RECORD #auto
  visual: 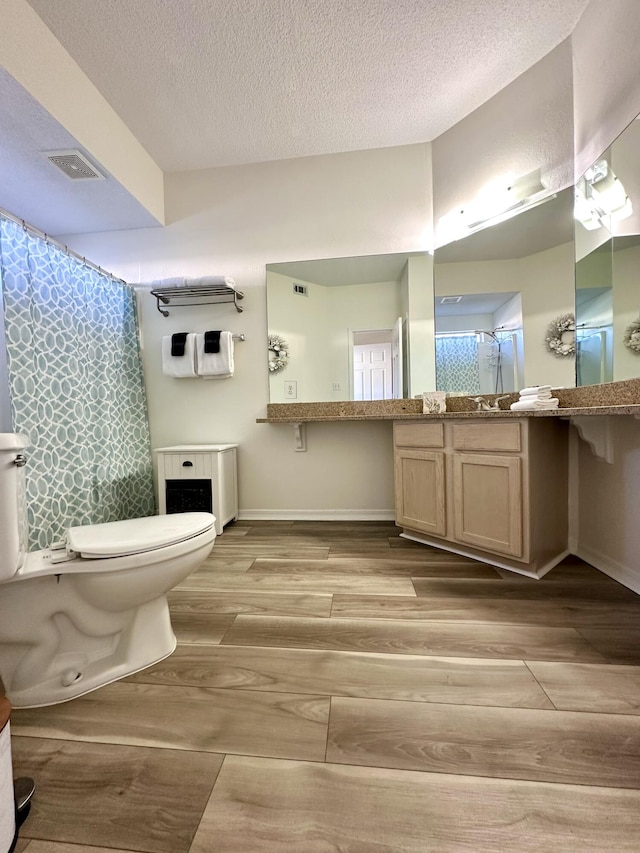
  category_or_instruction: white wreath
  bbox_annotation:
[545,313,575,357]
[268,334,289,373]
[623,319,640,354]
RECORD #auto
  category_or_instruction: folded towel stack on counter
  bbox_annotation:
[510,385,560,411]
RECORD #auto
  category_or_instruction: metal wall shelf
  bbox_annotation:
[150,281,244,316]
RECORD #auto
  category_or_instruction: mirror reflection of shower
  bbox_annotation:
[434,292,524,395]
[475,328,510,394]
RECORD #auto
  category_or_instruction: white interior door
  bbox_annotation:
[392,317,404,399]
[353,341,393,400]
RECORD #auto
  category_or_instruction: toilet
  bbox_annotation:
[0,433,216,708]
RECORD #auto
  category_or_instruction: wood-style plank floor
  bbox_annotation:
[9,521,640,852]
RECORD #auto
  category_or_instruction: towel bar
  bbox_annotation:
[150,282,244,316]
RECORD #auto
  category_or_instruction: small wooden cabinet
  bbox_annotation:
[394,418,569,577]
[155,444,238,535]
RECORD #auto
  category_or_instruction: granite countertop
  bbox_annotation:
[257,379,640,423]
[257,404,640,423]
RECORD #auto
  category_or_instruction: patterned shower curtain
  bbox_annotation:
[435,334,481,393]
[0,216,155,550]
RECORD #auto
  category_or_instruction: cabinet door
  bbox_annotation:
[394,449,446,537]
[452,453,523,557]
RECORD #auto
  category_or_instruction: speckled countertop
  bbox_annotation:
[257,378,640,422]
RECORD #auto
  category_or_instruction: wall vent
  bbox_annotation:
[440,296,463,304]
[44,150,106,181]
[293,283,308,296]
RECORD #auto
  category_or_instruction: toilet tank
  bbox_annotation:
[0,434,29,581]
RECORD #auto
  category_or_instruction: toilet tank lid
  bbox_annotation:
[0,433,29,451]
[67,512,215,558]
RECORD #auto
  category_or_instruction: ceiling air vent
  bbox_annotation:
[45,150,105,181]
[293,283,308,296]
[440,296,462,304]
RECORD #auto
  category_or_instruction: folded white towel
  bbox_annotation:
[520,392,553,401]
[196,331,234,378]
[152,275,236,290]
[519,385,553,397]
[510,398,559,411]
[162,333,197,378]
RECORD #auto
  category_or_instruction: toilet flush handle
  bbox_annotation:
[13,454,27,467]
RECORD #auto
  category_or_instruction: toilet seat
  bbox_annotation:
[68,512,215,558]
[10,512,216,581]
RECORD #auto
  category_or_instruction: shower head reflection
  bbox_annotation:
[474,329,499,343]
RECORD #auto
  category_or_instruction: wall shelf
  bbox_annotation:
[150,282,244,316]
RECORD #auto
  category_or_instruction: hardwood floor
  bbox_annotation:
[9,521,640,852]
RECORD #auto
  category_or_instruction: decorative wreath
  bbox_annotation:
[544,313,576,357]
[268,334,289,373]
[623,319,640,354]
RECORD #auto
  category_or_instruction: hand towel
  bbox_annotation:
[171,332,188,356]
[510,398,559,411]
[204,330,221,353]
[519,390,553,400]
[162,333,197,378]
[519,385,553,397]
[196,331,234,378]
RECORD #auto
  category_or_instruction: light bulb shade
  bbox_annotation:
[591,172,628,213]
[577,159,634,228]
[574,182,602,230]
[610,195,633,221]
[508,168,546,202]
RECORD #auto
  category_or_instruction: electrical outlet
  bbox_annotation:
[284,380,297,399]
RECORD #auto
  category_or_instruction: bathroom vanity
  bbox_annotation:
[258,378,640,584]
[393,417,569,578]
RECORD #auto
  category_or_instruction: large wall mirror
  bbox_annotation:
[266,252,434,403]
[266,189,578,404]
[266,174,638,404]
[434,187,576,395]
[575,114,640,386]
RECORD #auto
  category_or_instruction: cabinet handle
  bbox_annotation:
[182,461,194,467]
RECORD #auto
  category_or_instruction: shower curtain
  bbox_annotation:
[435,334,481,393]
[0,216,155,550]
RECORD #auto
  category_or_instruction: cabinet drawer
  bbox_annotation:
[452,422,521,453]
[394,422,444,448]
[160,453,214,479]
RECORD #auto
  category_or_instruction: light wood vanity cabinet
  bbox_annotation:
[394,448,446,536]
[394,418,569,577]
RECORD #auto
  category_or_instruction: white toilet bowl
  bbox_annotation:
[0,434,216,708]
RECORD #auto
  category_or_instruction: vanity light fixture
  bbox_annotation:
[437,168,551,246]
[465,168,549,232]
[574,159,633,230]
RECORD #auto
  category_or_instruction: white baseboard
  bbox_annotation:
[238,509,397,522]
[576,544,640,595]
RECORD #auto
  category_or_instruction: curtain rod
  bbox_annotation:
[0,206,127,286]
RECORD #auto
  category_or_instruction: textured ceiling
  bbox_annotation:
[26,0,589,172]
